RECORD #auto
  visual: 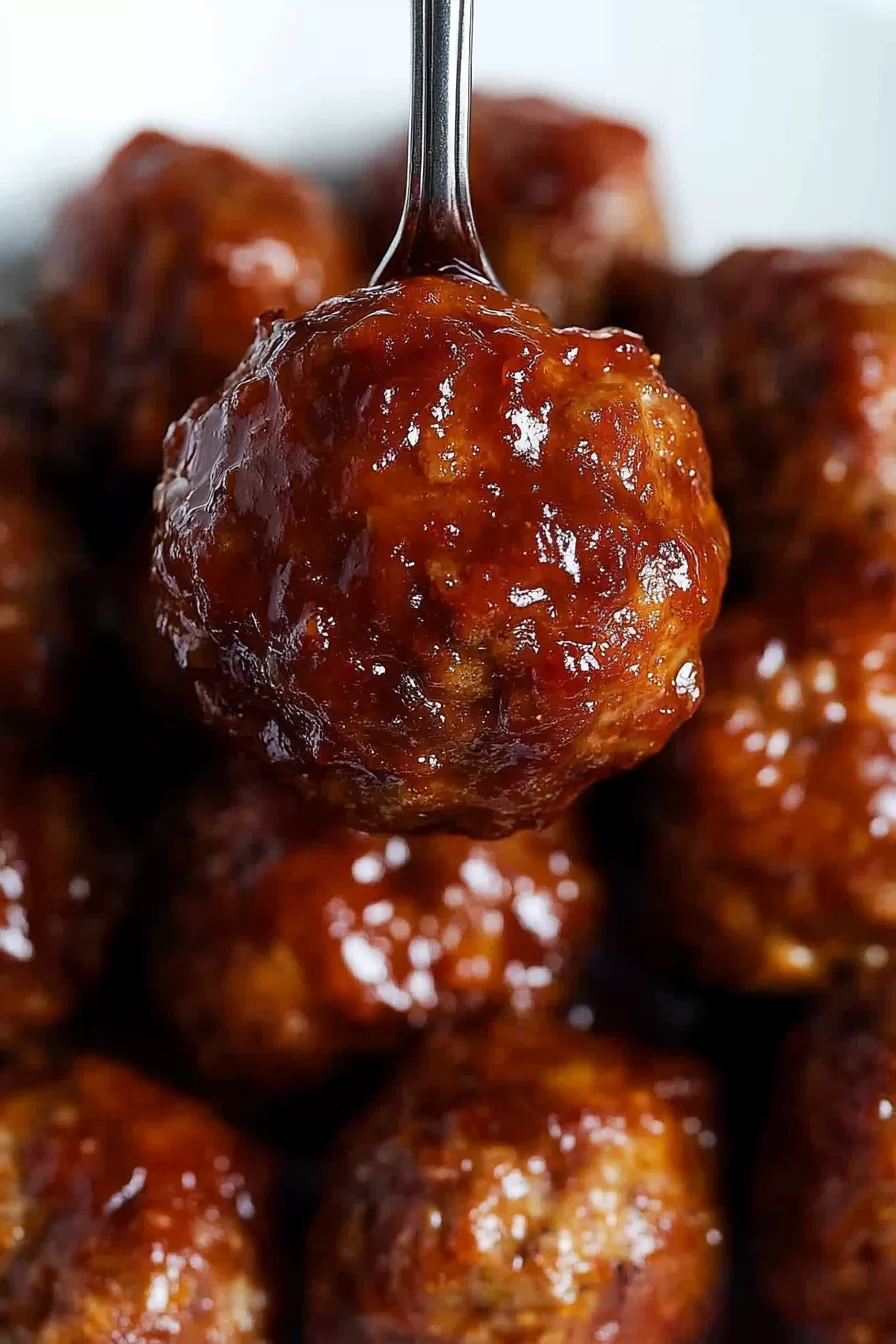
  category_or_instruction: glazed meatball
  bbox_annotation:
[156,764,603,1086]
[0,753,127,1043]
[0,479,84,720]
[365,93,667,327]
[0,1055,273,1340]
[38,129,358,475]
[308,1015,724,1344]
[153,276,728,835]
[646,560,896,990]
[612,248,896,579]
[756,980,896,1343]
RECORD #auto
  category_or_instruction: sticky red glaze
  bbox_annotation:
[647,560,896,990]
[308,1015,724,1344]
[0,1056,273,1341]
[757,981,896,1343]
[611,248,896,580]
[153,276,728,835]
[38,129,359,474]
[155,764,603,1087]
[365,93,667,326]
[0,756,127,1043]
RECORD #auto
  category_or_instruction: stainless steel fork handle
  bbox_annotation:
[372,0,497,286]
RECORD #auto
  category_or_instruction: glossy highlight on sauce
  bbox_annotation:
[153,274,729,836]
[38,129,359,475]
[647,559,896,990]
[156,763,604,1086]
[308,1015,724,1344]
[0,1056,273,1341]
[0,755,127,1043]
[611,247,896,582]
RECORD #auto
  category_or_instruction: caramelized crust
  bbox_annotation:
[647,562,896,989]
[0,1056,273,1341]
[153,275,728,835]
[38,130,359,474]
[365,94,667,326]
[757,981,896,1343]
[156,765,603,1086]
[308,1016,724,1344]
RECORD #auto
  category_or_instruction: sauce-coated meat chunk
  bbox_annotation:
[38,130,358,474]
[365,94,667,326]
[612,248,896,579]
[757,981,896,1343]
[0,1056,273,1341]
[0,754,126,1043]
[308,1016,724,1344]
[153,276,728,835]
[156,766,603,1086]
[647,563,896,990]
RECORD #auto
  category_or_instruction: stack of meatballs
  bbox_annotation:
[0,91,889,1343]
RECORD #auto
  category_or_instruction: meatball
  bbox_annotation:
[756,980,896,1343]
[0,752,127,1043]
[153,276,728,835]
[155,763,603,1086]
[308,1015,724,1344]
[611,248,896,580]
[0,480,84,720]
[0,1055,273,1340]
[364,93,667,327]
[38,129,359,475]
[646,559,896,990]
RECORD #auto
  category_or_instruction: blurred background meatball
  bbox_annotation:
[644,559,896,991]
[308,1015,724,1344]
[153,277,728,835]
[611,247,896,583]
[0,1055,273,1340]
[756,980,896,1343]
[0,477,85,721]
[155,762,603,1088]
[364,93,667,327]
[0,749,128,1045]
[37,129,360,478]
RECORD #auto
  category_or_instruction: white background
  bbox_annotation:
[1,0,895,264]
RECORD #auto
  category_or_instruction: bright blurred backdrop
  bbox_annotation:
[1,0,895,263]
